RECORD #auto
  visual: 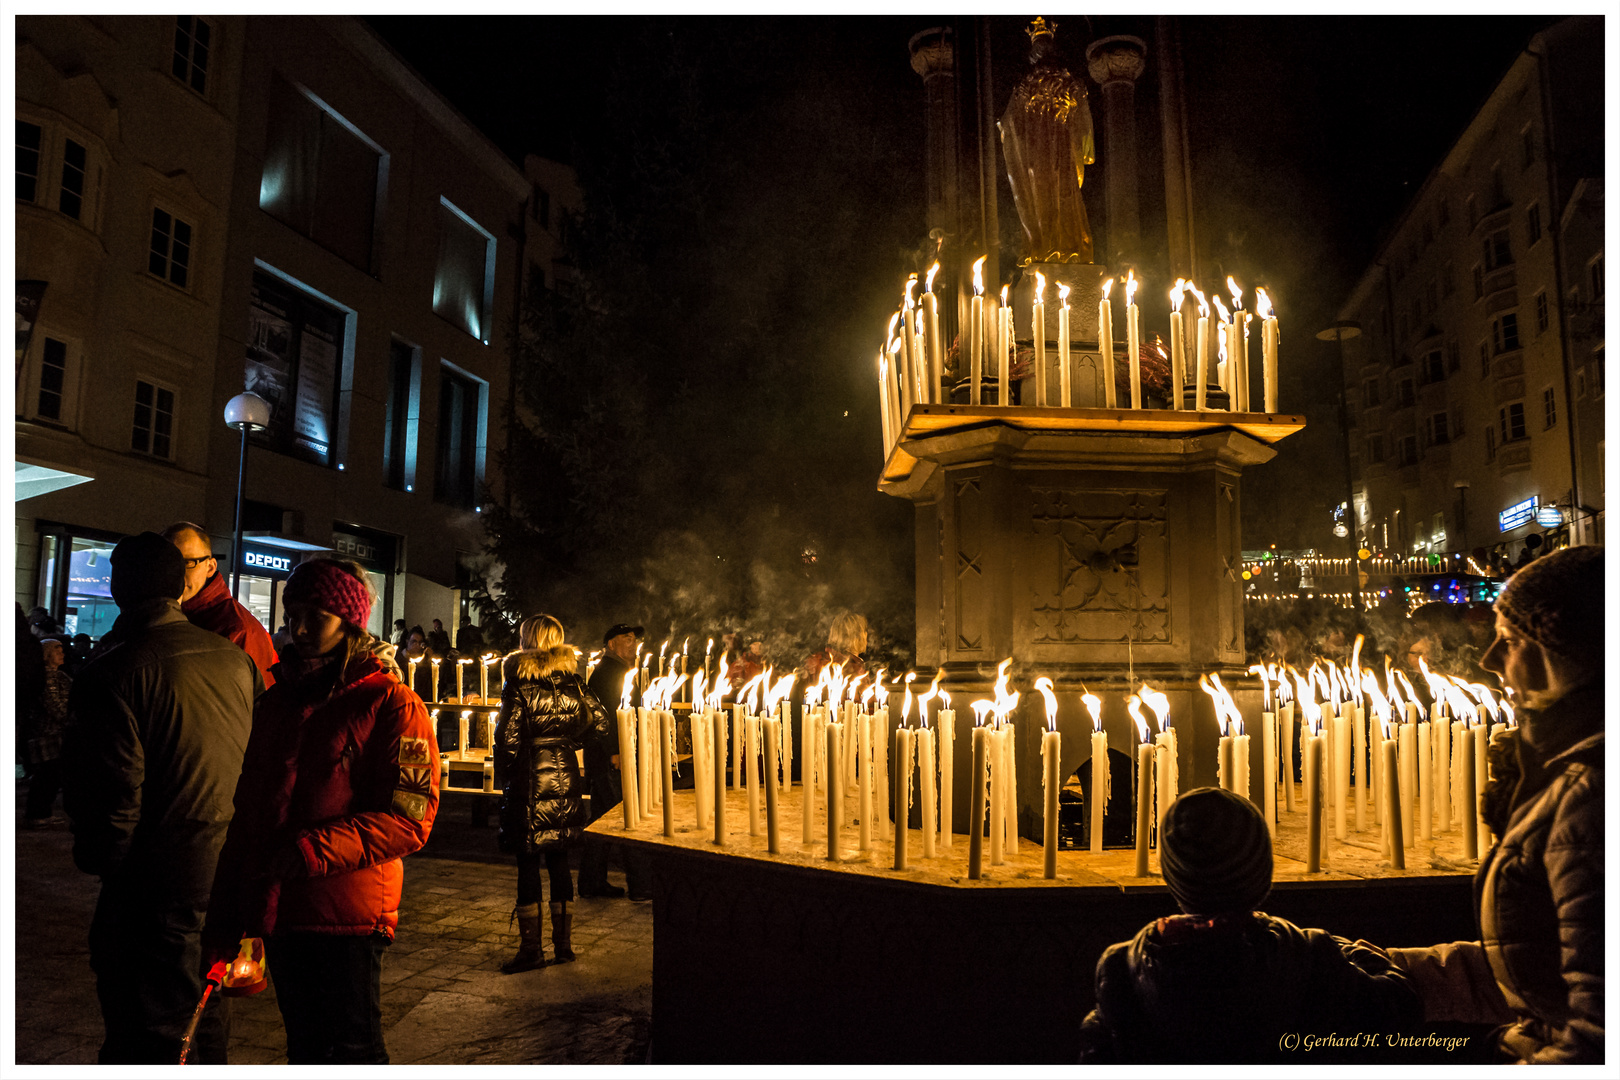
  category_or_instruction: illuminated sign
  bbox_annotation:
[241,547,293,575]
[1534,505,1565,528]
[1498,496,1538,532]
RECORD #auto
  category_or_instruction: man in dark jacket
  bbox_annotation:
[456,617,485,655]
[1079,787,1419,1063]
[1389,545,1603,1064]
[62,532,262,1064]
[162,521,278,688]
[580,622,650,900]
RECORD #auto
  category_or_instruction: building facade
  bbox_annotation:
[1333,17,1604,563]
[16,15,555,640]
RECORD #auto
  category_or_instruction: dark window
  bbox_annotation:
[1493,313,1520,353]
[1595,348,1606,396]
[16,120,41,203]
[383,339,415,491]
[1363,379,1381,408]
[1446,339,1461,373]
[1396,379,1415,407]
[1482,230,1512,271]
[1421,350,1445,384]
[1472,264,1484,300]
[244,269,345,466]
[172,16,213,95]
[131,379,175,459]
[148,208,193,288]
[1499,401,1526,442]
[1397,435,1418,467]
[260,75,381,272]
[434,366,482,509]
[1535,291,1549,333]
[37,337,67,421]
[1429,412,1449,445]
[59,138,85,220]
[1527,203,1541,246]
[1542,387,1556,429]
[433,199,494,341]
[1366,433,1385,464]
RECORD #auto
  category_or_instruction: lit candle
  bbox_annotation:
[1460,724,1478,859]
[1189,284,1210,411]
[938,694,954,850]
[999,285,1012,399]
[877,352,894,452]
[969,257,985,406]
[1000,722,1018,856]
[1384,731,1405,869]
[1473,716,1488,849]
[661,708,675,838]
[925,262,942,405]
[764,714,780,854]
[1433,698,1450,833]
[1398,717,1415,849]
[712,708,726,845]
[1057,284,1072,408]
[459,709,471,758]
[1417,716,1432,841]
[1281,691,1296,812]
[1352,694,1367,833]
[1085,693,1107,853]
[989,721,1005,868]
[892,723,911,871]
[617,706,640,830]
[874,692,890,842]
[1227,277,1249,412]
[1034,678,1060,879]
[1131,699,1154,878]
[430,657,441,703]
[745,709,760,837]
[1099,278,1117,409]
[1256,287,1279,414]
[1305,710,1324,873]
[968,715,988,879]
[409,657,420,697]
[1252,665,1276,834]
[693,703,710,828]
[801,694,818,845]
[918,720,936,859]
[901,276,919,413]
[1233,719,1251,806]
[1332,703,1349,840]
[732,703,743,790]
[1214,295,1232,400]
[1167,280,1186,411]
[859,710,873,852]
[457,657,471,701]
[480,655,493,704]
[1032,270,1047,408]
[826,720,843,860]
[1125,270,1142,409]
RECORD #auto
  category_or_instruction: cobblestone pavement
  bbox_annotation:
[12,786,653,1065]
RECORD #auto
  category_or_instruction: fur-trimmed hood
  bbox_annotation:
[504,645,579,682]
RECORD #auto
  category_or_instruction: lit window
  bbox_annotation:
[432,198,496,343]
[132,379,175,459]
[148,208,193,288]
[1542,386,1556,429]
[59,138,86,220]
[172,16,213,95]
[16,120,42,203]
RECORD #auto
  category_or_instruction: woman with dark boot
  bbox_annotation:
[495,615,610,973]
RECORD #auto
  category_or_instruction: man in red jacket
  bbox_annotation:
[163,522,278,687]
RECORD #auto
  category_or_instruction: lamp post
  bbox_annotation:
[223,393,271,599]
[1317,321,1364,617]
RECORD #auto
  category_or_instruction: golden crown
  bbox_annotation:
[1026,17,1056,41]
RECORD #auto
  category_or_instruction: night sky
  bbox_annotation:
[364,15,1560,648]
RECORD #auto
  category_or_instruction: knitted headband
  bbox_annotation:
[1495,544,1604,670]
[1158,787,1273,915]
[283,560,373,631]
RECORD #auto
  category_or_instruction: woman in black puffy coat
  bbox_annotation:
[493,615,610,973]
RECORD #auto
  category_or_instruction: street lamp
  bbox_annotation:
[224,393,271,599]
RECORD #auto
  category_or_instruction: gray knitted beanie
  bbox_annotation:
[1158,787,1273,915]
[1496,545,1604,670]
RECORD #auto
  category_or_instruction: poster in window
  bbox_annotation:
[245,283,293,425]
[293,320,336,460]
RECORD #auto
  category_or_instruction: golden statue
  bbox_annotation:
[999,18,1095,265]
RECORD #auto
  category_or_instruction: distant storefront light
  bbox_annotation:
[1534,504,1565,528]
[1498,495,1538,532]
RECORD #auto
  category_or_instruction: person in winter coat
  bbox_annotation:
[580,621,651,901]
[22,637,72,826]
[203,557,438,1065]
[495,614,611,973]
[1385,544,1603,1064]
[162,521,279,687]
[62,532,261,1064]
[802,611,868,681]
[1078,787,1419,1063]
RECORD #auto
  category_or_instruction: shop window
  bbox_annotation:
[243,267,349,466]
[1499,401,1526,443]
[432,198,496,343]
[16,120,42,203]
[1526,203,1541,246]
[131,378,176,459]
[1492,312,1520,353]
[148,207,193,288]
[59,138,87,220]
[172,16,213,95]
[1542,386,1556,430]
[260,74,384,273]
[434,362,487,510]
[383,338,420,492]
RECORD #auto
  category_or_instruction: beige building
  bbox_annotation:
[1334,17,1604,563]
[16,16,565,640]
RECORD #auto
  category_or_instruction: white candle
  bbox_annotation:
[969,257,985,406]
[919,725,936,859]
[480,657,490,703]
[409,658,420,696]
[1233,730,1251,806]
[457,710,469,758]
[826,720,843,860]
[1167,299,1186,411]
[660,710,675,838]
[1134,741,1154,877]
[430,657,441,702]
[892,725,911,871]
[1305,732,1323,873]
[1032,271,1047,408]
[764,716,780,854]
[1057,284,1072,408]
[1452,719,1467,829]
[875,709,890,842]
[1090,728,1108,854]
[1460,726,1478,859]
[617,707,640,829]
[1261,709,1276,835]
[1433,702,1450,832]
[1281,701,1296,811]
[1473,720,1489,849]
[746,711,760,836]
[939,707,954,849]
[1218,733,1233,792]
[1353,700,1367,832]
[712,709,726,845]
[640,706,656,821]
[801,703,817,845]
[457,658,471,701]
[1398,721,1415,849]
[694,707,711,827]
[877,353,894,451]
[1099,279,1117,409]
[1332,709,1349,840]
[1385,737,1405,869]
[1125,271,1142,409]
[968,726,987,879]
[859,712,872,852]
[989,723,1005,867]
[900,288,918,416]
[1417,721,1432,841]
[999,287,1012,396]
[1257,288,1279,414]
[732,704,743,790]
[925,264,942,404]
[1154,731,1176,831]
[1042,728,1060,878]
[1236,310,1251,412]
[1002,724,1018,855]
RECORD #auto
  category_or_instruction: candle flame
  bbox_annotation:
[971,700,993,727]
[1226,275,1243,308]
[1168,278,1184,311]
[1102,277,1114,300]
[1057,282,1071,306]
[926,261,941,292]
[707,638,714,655]
[620,670,635,710]
[1186,283,1209,317]
[1033,676,1059,730]
[972,256,986,296]
[1249,663,1273,711]
[905,274,918,309]
[939,689,952,710]
[1125,269,1139,306]
[886,311,900,344]
[1127,695,1150,742]
[1254,287,1274,320]
[1081,692,1102,732]
[1033,270,1046,301]
[1000,283,1010,307]
[1213,295,1231,324]
[1138,684,1171,732]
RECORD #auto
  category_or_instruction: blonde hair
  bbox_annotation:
[519,614,565,652]
[827,611,868,655]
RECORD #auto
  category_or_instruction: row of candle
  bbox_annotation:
[876,263,1284,455]
[408,653,505,704]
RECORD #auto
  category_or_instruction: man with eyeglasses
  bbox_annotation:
[162,522,278,688]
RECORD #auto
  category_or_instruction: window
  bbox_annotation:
[36,337,68,422]
[1432,511,1446,543]
[1576,367,1587,400]
[172,16,213,95]
[1362,379,1382,408]
[1482,230,1512,271]
[1521,125,1535,169]
[432,198,496,343]
[1542,386,1556,429]
[1492,313,1520,353]
[1441,262,1454,298]
[260,75,384,272]
[531,184,550,229]
[1591,254,1605,298]
[1594,347,1605,397]
[244,268,348,466]
[148,207,193,288]
[1396,378,1416,407]
[16,120,42,202]
[1472,264,1484,300]
[1366,433,1385,464]
[1499,401,1526,442]
[1535,291,1549,333]
[1485,424,1496,462]
[1479,340,1492,378]
[131,379,175,459]
[434,363,487,509]
[1526,203,1541,246]
[1466,194,1478,228]
[1446,339,1461,373]
[383,339,419,492]
[1397,435,1418,467]
[1428,411,1449,445]
[1421,349,1445,384]
[59,138,86,220]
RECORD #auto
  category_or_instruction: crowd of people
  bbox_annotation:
[15,526,1603,1063]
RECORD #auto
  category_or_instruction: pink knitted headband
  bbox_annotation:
[284,560,373,631]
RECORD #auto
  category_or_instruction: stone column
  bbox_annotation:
[1155,16,1197,283]
[1085,35,1148,269]
[909,28,959,246]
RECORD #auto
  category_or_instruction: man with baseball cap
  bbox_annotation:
[62,532,262,1063]
[581,622,650,900]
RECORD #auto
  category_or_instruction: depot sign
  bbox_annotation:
[240,546,294,576]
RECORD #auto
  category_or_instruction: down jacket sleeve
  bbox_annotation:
[1388,941,1515,1025]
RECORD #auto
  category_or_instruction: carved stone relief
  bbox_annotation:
[954,475,986,651]
[1027,486,1169,644]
